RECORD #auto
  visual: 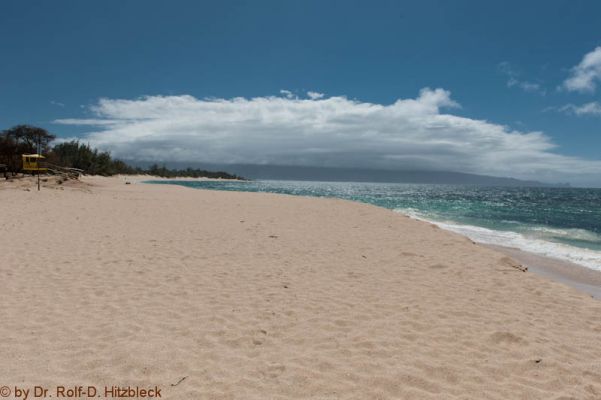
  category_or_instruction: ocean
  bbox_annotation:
[147,180,601,271]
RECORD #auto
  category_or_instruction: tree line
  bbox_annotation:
[1,125,244,180]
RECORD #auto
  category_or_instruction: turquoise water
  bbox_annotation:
[147,180,601,270]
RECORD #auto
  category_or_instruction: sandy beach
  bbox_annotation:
[1,176,600,399]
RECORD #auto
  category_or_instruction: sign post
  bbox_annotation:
[37,133,41,191]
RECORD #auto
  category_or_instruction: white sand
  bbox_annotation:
[1,176,600,399]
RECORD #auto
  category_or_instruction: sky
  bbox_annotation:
[1,0,600,186]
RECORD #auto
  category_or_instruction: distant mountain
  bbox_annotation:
[126,161,569,187]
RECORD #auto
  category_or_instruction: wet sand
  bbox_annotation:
[488,244,601,299]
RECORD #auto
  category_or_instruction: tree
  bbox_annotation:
[3,125,55,153]
[0,125,56,173]
[1,129,243,179]
[48,140,139,176]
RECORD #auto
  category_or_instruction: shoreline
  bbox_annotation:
[486,244,601,299]
[142,178,601,300]
[108,174,244,183]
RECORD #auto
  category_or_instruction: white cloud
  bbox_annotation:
[50,100,65,107]
[562,46,601,93]
[307,91,324,100]
[499,62,546,95]
[55,118,120,125]
[507,78,544,94]
[558,101,601,116]
[54,88,601,186]
[279,89,294,99]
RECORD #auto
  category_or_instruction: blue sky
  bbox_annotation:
[1,1,600,185]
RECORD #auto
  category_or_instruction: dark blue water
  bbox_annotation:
[147,180,601,270]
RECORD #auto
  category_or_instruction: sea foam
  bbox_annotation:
[396,208,601,271]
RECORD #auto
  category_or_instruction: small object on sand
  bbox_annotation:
[534,359,542,364]
[499,256,528,272]
[361,255,367,259]
[268,235,278,238]
[125,182,131,185]
[170,376,188,387]
[507,262,528,272]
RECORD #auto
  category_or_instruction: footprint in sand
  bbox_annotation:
[489,331,525,345]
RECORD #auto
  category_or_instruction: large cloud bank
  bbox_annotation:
[56,88,601,186]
